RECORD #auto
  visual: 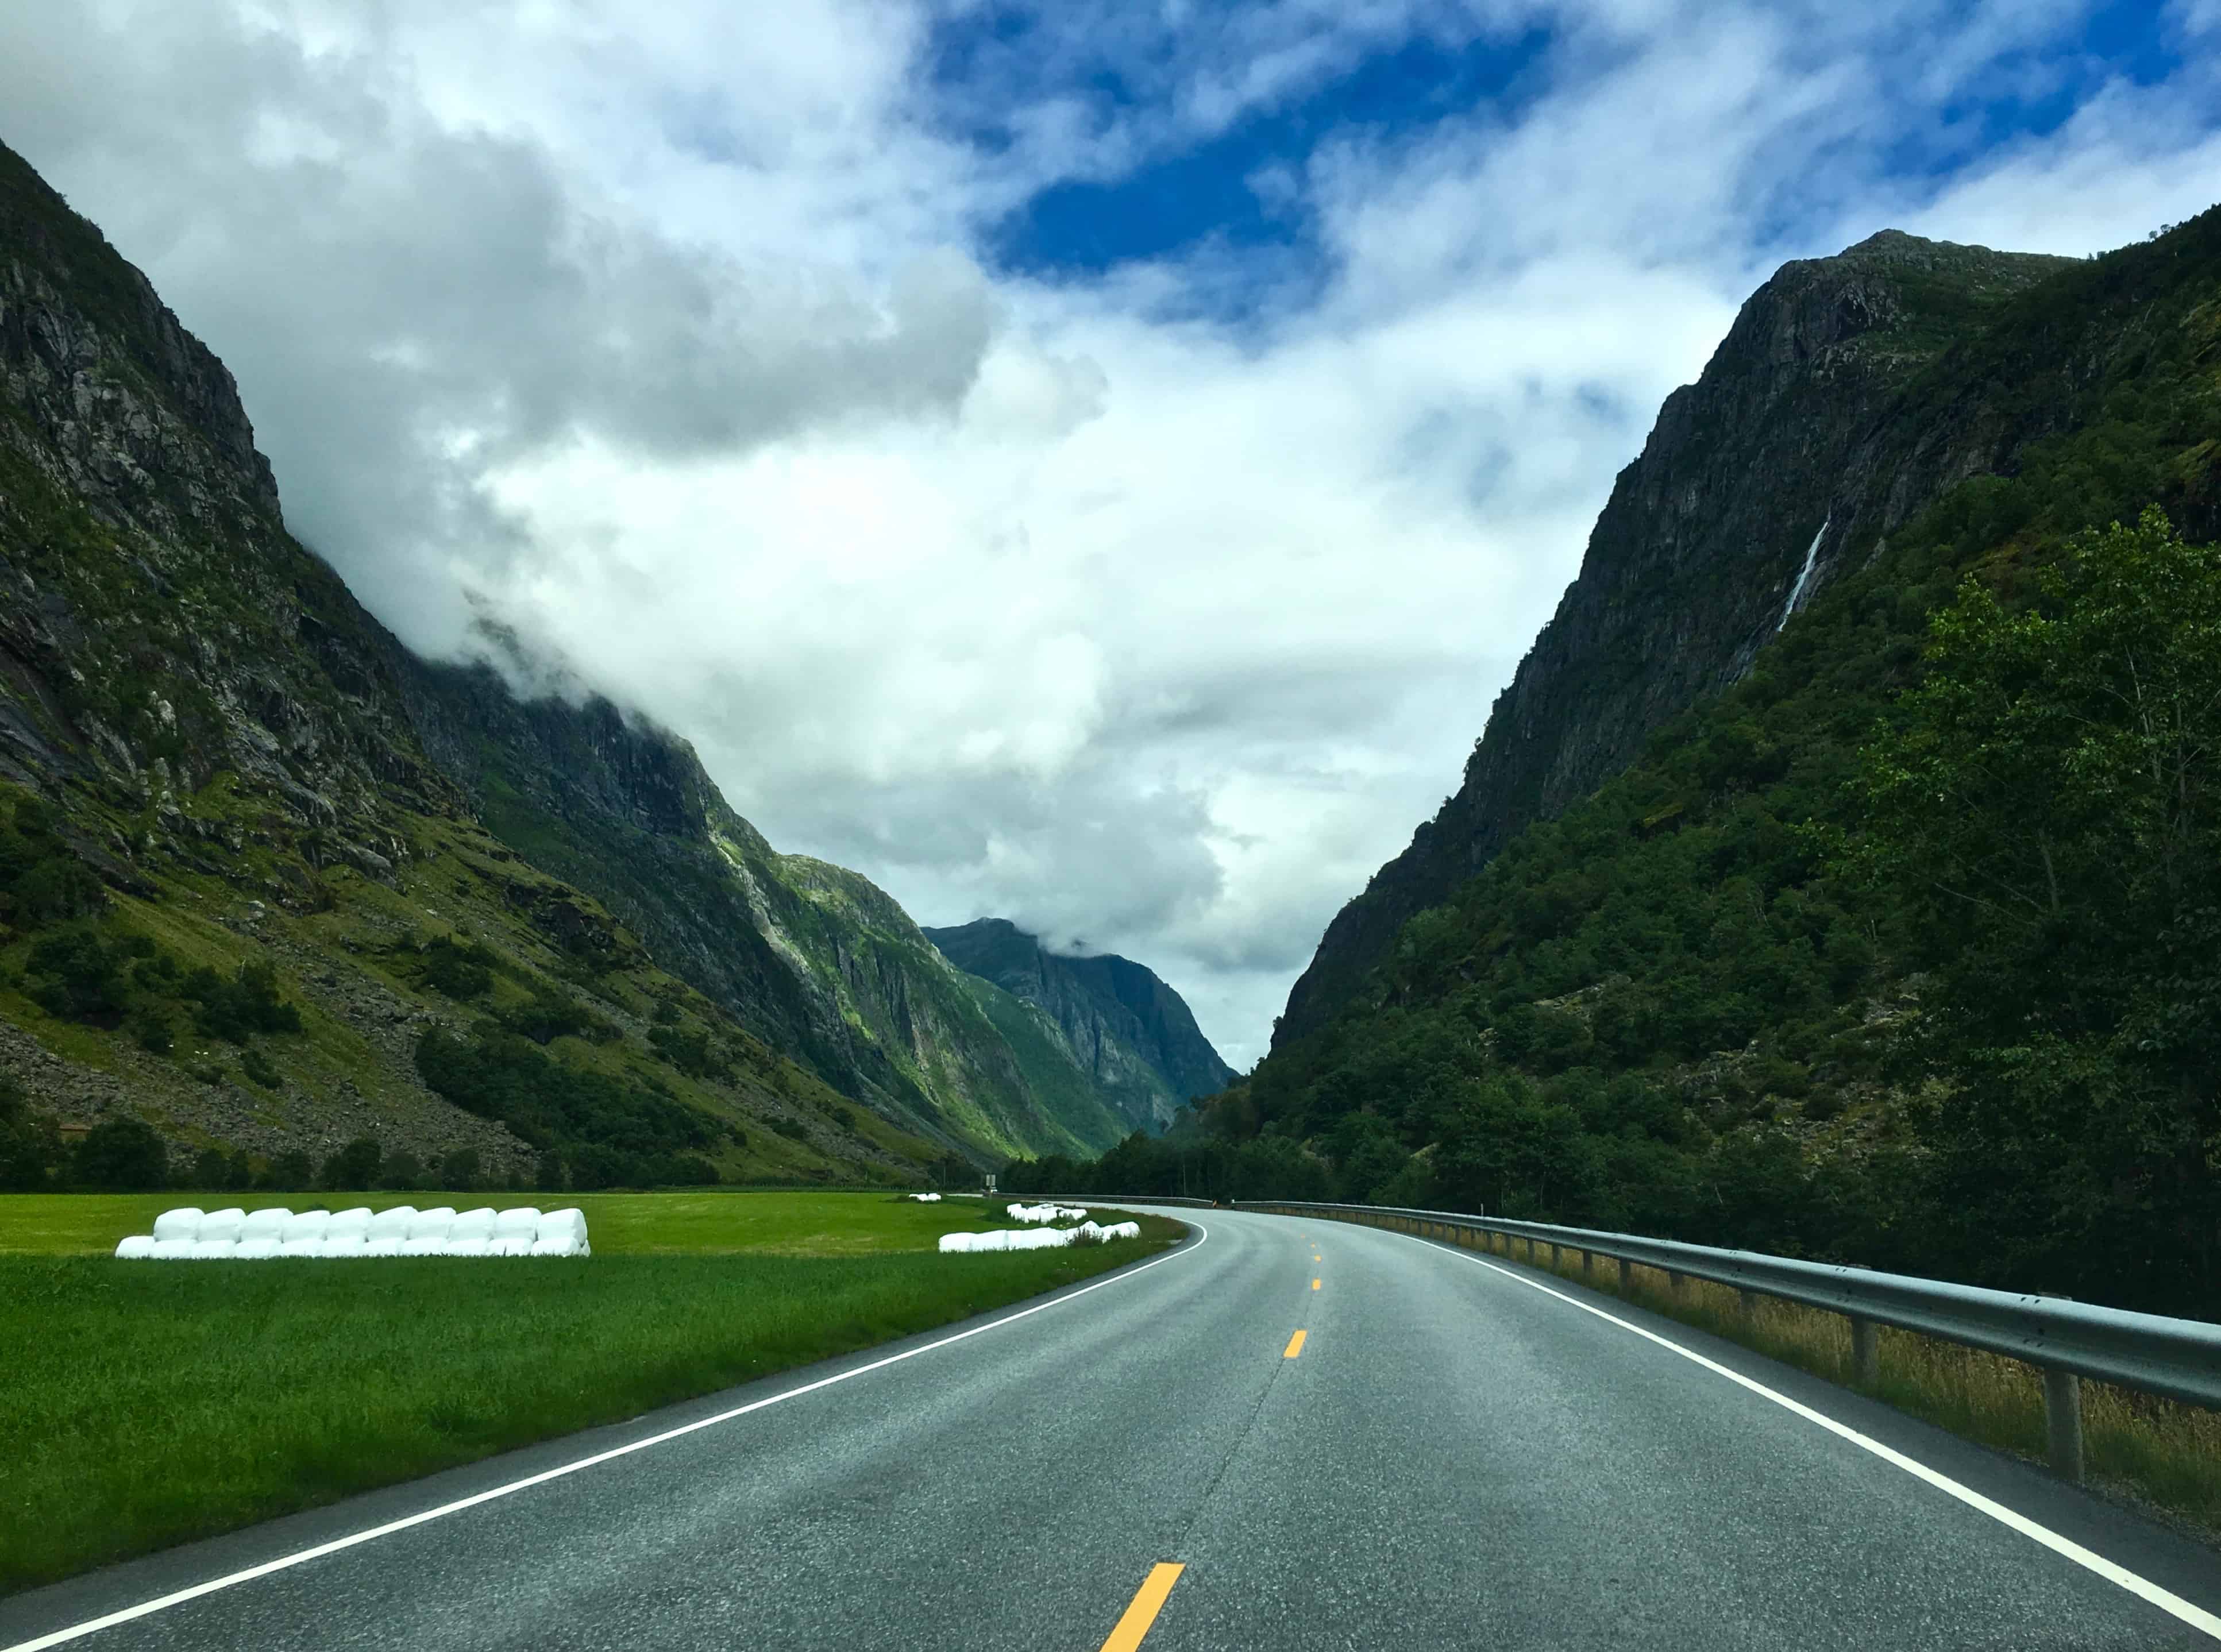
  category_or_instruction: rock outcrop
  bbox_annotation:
[1275,230,2079,1046]
[924,918,1236,1130]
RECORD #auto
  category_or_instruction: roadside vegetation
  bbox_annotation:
[1478,1223,2221,1541]
[0,1192,1182,1594]
[1023,414,2221,1321]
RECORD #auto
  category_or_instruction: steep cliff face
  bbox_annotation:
[394,660,1132,1160]
[924,918,1237,1130]
[0,136,1115,1177]
[1275,230,2079,1045]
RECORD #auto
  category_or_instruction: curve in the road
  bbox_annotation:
[5,1206,2218,1652]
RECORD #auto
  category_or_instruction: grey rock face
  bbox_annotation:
[924,917,1237,1129]
[1276,230,2078,1047]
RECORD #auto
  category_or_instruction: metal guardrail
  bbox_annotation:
[1111,1196,2220,1483]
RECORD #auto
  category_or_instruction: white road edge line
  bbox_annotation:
[1415,1231,2221,1642]
[3,1225,1212,1652]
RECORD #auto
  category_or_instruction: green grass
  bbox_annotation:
[0,1194,1183,1594]
[0,1191,1111,1257]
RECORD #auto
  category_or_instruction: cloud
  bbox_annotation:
[3,0,2218,1072]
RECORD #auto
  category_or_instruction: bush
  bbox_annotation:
[72,1116,168,1191]
[237,1045,282,1090]
[259,1149,314,1191]
[319,1137,381,1192]
[438,1148,482,1191]
[377,1149,422,1191]
[418,936,495,1001]
[185,961,302,1043]
[25,926,145,1026]
[0,1079,60,1191]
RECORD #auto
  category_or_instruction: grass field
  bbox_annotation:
[0,1194,1182,1595]
[0,1190,1052,1258]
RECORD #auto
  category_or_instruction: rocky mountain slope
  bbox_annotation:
[923,918,1236,1130]
[0,137,1129,1182]
[1275,231,2077,1047]
[1214,202,2221,1315]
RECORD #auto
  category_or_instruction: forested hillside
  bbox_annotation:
[1017,205,2221,1318]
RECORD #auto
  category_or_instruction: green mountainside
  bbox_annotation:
[1031,209,2221,1317]
[0,138,1128,1187]
[924,917,1236,1130]
[1276,231,2079,1048]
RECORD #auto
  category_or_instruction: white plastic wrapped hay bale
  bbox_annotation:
[188,1238,238,1260]
[240,1208,290,1244]
[235,1238,283,1260]
[529,1207,581,1243]
[407,1207,457,1242]
[314,1235,367,1259]
[400,1236,448,1257]
[279,1211,330,1245]
[528,1235,585,1257]
[1069,1222,1104,1245]
[447,1208,497,1244]
[936,1232,975,1253]
[151,1207,203,1241]
[113,1235,156,1260]
[1104,1221,1141,1241]
[909,1191,941,1202]
[441,1238,494,1257]
[491,1207,541,1240]
[972,1229,1009,1252]
[488,1234,535,1257]
[362,1236,408,1259]
[197,1208,248,1243]
[365,1206,417,1244]
[277,1236,324,1259]
[149,1238,195,1260]
[328,1207,374,1240]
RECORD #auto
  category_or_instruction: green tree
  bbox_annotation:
[72,1116,168,1191]
[1851,509,2221,1304]
[320,1137,381,1192]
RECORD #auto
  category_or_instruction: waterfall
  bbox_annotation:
[1777,517,1829,632]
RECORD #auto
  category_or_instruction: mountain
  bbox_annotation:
[1208,204,2221,1315]
[922,918,1237,1130]
[0,137,1125,1184]
[1274,230,2077,1048]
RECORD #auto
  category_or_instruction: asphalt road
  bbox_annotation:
[6,1207,2219,1651]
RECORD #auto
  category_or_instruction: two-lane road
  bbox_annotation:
[6,1208,2218,1650]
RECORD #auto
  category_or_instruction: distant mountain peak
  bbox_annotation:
[924,918,1235,1130]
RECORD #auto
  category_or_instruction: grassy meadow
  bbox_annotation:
[0,1192,1182,1595]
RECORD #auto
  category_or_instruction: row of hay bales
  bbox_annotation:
[1007,1203,1088,1223]
[938,1219,1142,1254]
[906,1192,943,1202]
[114,1205,591,1260]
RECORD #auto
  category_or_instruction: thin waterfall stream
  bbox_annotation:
[1777,516,1830,631]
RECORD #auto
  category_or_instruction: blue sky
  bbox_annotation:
[6,0,2220,1062]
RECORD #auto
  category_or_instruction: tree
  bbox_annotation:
[321,1137,381,1192]
[73,1116,168,1191]
[0,1078,59,1191]
[1850,509,2221,1305]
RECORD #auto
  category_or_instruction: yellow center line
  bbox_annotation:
[1284,1328,1307,1358]
[1099,1562,1186,1652]
[1312,1278,1321,1290]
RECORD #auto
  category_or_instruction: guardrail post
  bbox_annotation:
[1582,1249,1594,1279]
[1738,1289,1759,1329]
[1849,1317,1879,1386]
[1668,1269,1687,1300]
[2044,1367,2085,1484]
[1617,1257,1632,1290]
